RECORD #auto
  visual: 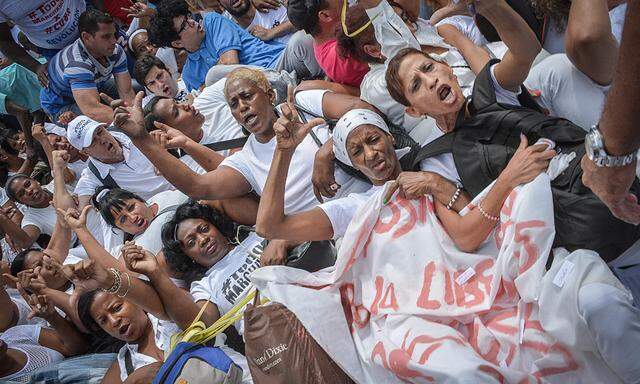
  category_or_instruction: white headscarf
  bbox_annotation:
[332,109,389,166]
[128,28,148,51]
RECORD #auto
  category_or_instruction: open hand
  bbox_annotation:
[122,1,154,18]
[17,286,56,320]
[56,206,91,230]
[274,85,325,151]
[110,92,148,140]
[251,0,280,13]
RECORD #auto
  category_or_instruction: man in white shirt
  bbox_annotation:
[66,115,174,208]
[218,0,295,44]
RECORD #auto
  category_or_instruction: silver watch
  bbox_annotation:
[585,125,637,167]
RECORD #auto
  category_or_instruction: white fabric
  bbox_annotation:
[318,185,380,239]
[155,47,180,80]
[21,204,57,236]
[219,90,370,214]
[192,78,245,156]
[74,132,174,200]
[332,109,389,166]
[116,314,177,382]
[0,325,64,382]
[525,54,609,130]
[7,288,47,327]
[180,154,206,175]
[252,175,634,383]
[66,116,103,150]
[0,0,85,49]
[420,63,521,183]
[436,15,489,47]
[190,232,264,335]
[247,5,290,45]
[610,3,627,44]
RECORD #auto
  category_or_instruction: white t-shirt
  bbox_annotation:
[318,186,381,239]
[190,232,264,335]
[420,64,520,183]
[436,15,489,47]
[192,78,245,156]
[247,5,291,45]
[220,90,370,214]
[0,0,85,49]
[74,132,174,201]
[0,325,64,382]
[525,53,609,130]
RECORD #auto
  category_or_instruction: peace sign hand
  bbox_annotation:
[274,85,325,151]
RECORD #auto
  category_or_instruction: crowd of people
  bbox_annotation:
[0,0,639,382]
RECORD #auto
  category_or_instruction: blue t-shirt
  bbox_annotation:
[40,38,128,115]
[182,12,285,91]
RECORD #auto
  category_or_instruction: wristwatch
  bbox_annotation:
[585,125,637,167]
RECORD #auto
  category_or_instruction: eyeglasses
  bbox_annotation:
[177,16,191,35]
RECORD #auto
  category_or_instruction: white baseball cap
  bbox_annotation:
[66,116,104,150]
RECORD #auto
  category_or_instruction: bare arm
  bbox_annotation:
[320,92,378,120]
[39,313,87,356]
[256,148,335,241]
[151,122,226,172]
[71,88,115,124]
[436,24,491,75]
[217,50,239,65]
[565,0,618,86]
[101,361,123,384]
[477,0,541,91]
[202,195,259,226]
[0,23,48,88]
[114,72,136,105]
[0,218,39,250]
[0,285,19,331]
[295,80,360,97]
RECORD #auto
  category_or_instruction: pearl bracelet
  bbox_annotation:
[446,184,462,210]
[117,272,131,298]
[477,202,500,222]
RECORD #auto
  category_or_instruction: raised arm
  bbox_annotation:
[320,91,378,120]
[436,24,491,75]
[0,284,19,331]
[565,0,618,85]
[0,23,48,88]
[151,121,226,172]
[114,72,136,105]
[122,244,220,330]
[476,0,541,91]
[435,136,554,252]
[112,92,251,200]
[581,0,640,224]
[256,92,334,241]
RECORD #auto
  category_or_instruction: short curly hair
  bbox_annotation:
[148,0,190,48]
[223,67,273,101]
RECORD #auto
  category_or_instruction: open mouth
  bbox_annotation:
[162,86,170,95]
[32,191,40,201]
[437,84,455,104]
[372,158,386,173]
[107,142,114,153]
[119,323,131,338]
[232,0,243,8]
[244,114,258,127]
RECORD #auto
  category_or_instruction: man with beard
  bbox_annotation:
[218,0,295,44]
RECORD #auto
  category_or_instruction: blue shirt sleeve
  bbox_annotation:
[181,60,199,92]
[112,46,129,74]
[205,13,243,59]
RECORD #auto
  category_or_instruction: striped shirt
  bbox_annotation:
[40,38,128,115]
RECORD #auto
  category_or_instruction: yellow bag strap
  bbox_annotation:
[168,288,270,353]
[341,0,381,38]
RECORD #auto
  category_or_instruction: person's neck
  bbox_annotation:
[433,106,466,134]
[136,321,163,360]
[313,23,339,45]
[254,113,277,143]
[233,6,256,29]
[82,39,108,65]
[0,350,27,377]
[189,126,204,143]
[73,152,89,162]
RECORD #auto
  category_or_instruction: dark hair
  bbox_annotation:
[10,248,41,276]
[161,201,242,282]
[77,290,108,335]
[91,187,145,228]
[143,96,169,132]
[0,130,19,157]
[287,0,329,36]
[148,0,191,48]
[79,9,114,36]
[336,4,383,65]
[386,47,427,107]
[134,55,168,86]
[4,174,29,203]
[0,163,9,186]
